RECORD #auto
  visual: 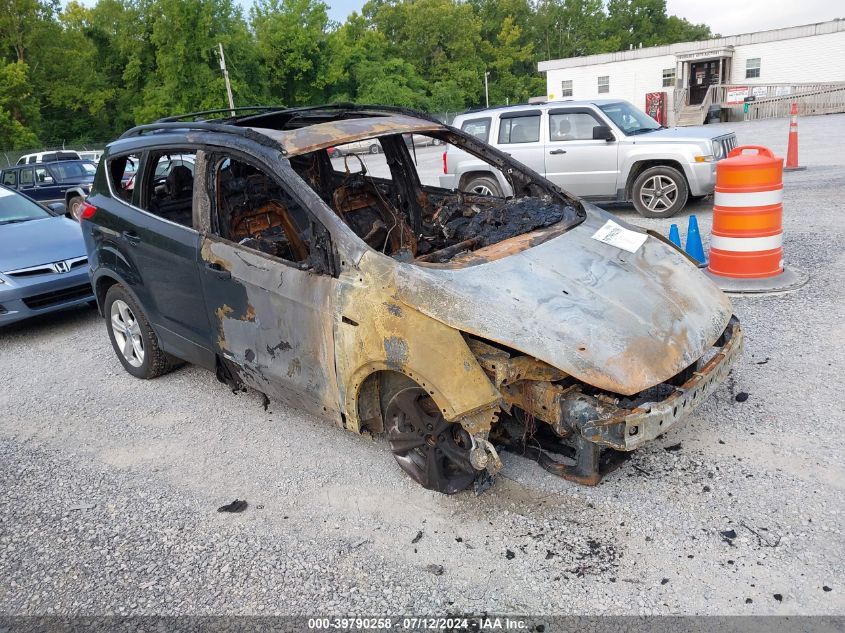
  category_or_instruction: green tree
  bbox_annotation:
[251,0,330,106]
[131,0,256,121]
[0,61,40,148]
[533,0,614,61]
[605,0,711,50]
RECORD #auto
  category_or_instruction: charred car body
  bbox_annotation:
[82,104,742,494]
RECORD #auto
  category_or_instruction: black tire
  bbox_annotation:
[68,196,84,221]
[463,175,502,197]
[631,166,689,218]
[104,284,173,379]
[368,144,380,154]
[431,138,442,146]
[381,374,477,495]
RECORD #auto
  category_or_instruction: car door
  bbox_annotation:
[544,107,620,198]
[15,167,42,200]
[493,109,546,175]
[32,166,64,204]
[93,149,214,368]
[196,151,340,418]
[1,169,16,189]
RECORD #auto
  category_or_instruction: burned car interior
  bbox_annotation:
[286,138,581,266]
[228,106,586,266]
[215,157,312,265]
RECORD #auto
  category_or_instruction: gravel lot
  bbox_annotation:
[1,113,843,617]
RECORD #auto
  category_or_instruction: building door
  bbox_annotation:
[689,60,720,104]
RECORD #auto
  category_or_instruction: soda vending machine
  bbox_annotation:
[645,92,666,126]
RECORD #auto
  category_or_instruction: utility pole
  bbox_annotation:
[217,43,235,116]
[484,71,490,108]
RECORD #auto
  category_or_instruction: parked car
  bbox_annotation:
[443,99,737,218]
[404,133,443,148]
[78,150,104,163]
[0,185,93,326]
[16,150,81,165]
[331,138,382,155]
[0,160,96,221]
[81,104,741,494]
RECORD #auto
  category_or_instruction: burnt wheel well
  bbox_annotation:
[625,160,688,198]
[356,370,436,435]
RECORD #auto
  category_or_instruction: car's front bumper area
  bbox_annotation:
[0,267,94,327]
[687,159,717,197]
[581,316,743,450]
[472,316,742,485]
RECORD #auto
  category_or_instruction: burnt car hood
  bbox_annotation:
[395,204,733,396]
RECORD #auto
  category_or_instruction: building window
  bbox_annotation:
[662,68,676,87]
[561,80,573,97]
[746,58,761,79]
[597,76,609,94]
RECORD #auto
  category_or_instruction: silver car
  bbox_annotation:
[442,99,736,218]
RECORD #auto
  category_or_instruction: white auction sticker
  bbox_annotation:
[591,219,648,253]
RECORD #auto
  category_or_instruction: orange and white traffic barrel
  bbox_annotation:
[705,145,807,293]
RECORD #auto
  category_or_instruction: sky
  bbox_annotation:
[322,0,842,36]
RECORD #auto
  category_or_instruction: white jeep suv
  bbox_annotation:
[441,99,736,218]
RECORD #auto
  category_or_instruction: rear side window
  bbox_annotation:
[106,154,140,203]
[140,151,196,228]
[19,168,34,186]
[2,171,15,186]
[34,167,54,184]
[460,118,491,142]
[497,113,540,144]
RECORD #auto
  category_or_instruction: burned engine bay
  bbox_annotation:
[287,138,581,266]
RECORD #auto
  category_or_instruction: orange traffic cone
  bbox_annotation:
[784,103,806,172]
[705,145,807,294]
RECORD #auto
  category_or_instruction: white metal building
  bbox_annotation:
[538,20,845,126]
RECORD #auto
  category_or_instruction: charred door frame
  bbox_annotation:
[193,146,347,420]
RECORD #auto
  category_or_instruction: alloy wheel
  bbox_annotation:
[639,174,678,213]
[110,299,144,368]
[387,386,476,494]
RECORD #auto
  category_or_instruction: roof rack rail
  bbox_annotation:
[232,102,445,127]
[157,105,287,123]
[117,121,283,152]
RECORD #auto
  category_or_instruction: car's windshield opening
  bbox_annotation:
[599,102,662,135]
[50,161,97,180]
[289,131,581,267]
[0,188,53,224]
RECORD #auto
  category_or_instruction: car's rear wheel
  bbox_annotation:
[463,175,502,197]
[631,166,688,218]
[68,196,84,221]
[383,377,477,494]
[104,284,172,379]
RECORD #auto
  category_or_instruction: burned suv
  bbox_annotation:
[82,104,742,494]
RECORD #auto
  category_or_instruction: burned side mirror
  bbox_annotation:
[593,125,615,142]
